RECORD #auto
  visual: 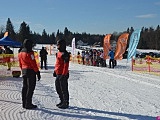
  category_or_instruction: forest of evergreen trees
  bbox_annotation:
[0,18,160,50]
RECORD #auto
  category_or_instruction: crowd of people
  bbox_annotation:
[80,49,106,67]
[75,48,116,68]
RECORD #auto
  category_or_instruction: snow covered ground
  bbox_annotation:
[0,46,160,120]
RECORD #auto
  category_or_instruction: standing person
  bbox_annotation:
[85,51,89,65]
[108,49,115,68]
[18,39,41,109]
[4,46,13,70]
[77,51,81,64]
[53,39,70,109]
[99,50,104,67]
[81,51,85,65]
[39,47,48,70]
[89,49,93,65]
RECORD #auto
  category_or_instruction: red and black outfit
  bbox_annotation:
[54,39,70,109]
[54,51,69,75]
[54,50,70,108]
[18,39,40,109]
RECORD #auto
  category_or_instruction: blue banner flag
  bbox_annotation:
[127,29,141,60]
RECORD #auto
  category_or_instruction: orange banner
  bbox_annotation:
[103,34,111,60]
[4,32,8,37]
[114,33,129,60]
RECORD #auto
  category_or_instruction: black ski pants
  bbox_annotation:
[55,75,69,103]
[22,69,36,106]
[41,57,47,69]
[109,59,115,68]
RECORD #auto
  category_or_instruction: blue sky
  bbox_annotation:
[0,0,160,35]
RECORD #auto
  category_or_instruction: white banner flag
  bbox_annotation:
[72,38,75,57]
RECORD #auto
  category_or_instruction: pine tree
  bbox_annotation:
[6,18,16,40]
[49,32,56,44]
[41,29,48,43]
[18,21,31,43]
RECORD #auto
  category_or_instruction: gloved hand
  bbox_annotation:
[36,71,41,81]
[66,73,69,79]
[53,71,57,77]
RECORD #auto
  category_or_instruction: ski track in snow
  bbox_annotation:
[69,61,160,120]
[0,54,160,120]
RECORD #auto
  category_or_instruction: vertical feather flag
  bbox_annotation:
[72,38,76,57]
[103,34,111,60]
[127,29,141,60]
[114,33,129,60]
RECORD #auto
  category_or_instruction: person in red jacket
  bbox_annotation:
[18,39,41,109]
[53,39,70,109]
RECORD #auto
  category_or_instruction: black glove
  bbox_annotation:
[53,71,57,77]
[66,73,69,79]
[36,71,41,81]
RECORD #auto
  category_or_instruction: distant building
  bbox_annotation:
[77,40,88,49]
[77,40,84,46]
[92,42,101,47]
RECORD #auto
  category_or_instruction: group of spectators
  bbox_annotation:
[80,49,106,67]
[76,48,116,68]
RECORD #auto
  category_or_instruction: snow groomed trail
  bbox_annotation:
[0,55,160,120]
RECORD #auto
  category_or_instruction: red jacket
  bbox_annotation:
[18,51,39,73]
[54,51,69,75]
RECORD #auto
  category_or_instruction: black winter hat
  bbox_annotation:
[57,39,66,46]
[23,39,33,50]
[57,39,66,52]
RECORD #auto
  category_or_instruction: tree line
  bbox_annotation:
[0,18,160,50]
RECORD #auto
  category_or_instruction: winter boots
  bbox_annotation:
[56,101,69,109]
[23,101,37,109]
[56,101,63,107]
[25,104,37,109]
